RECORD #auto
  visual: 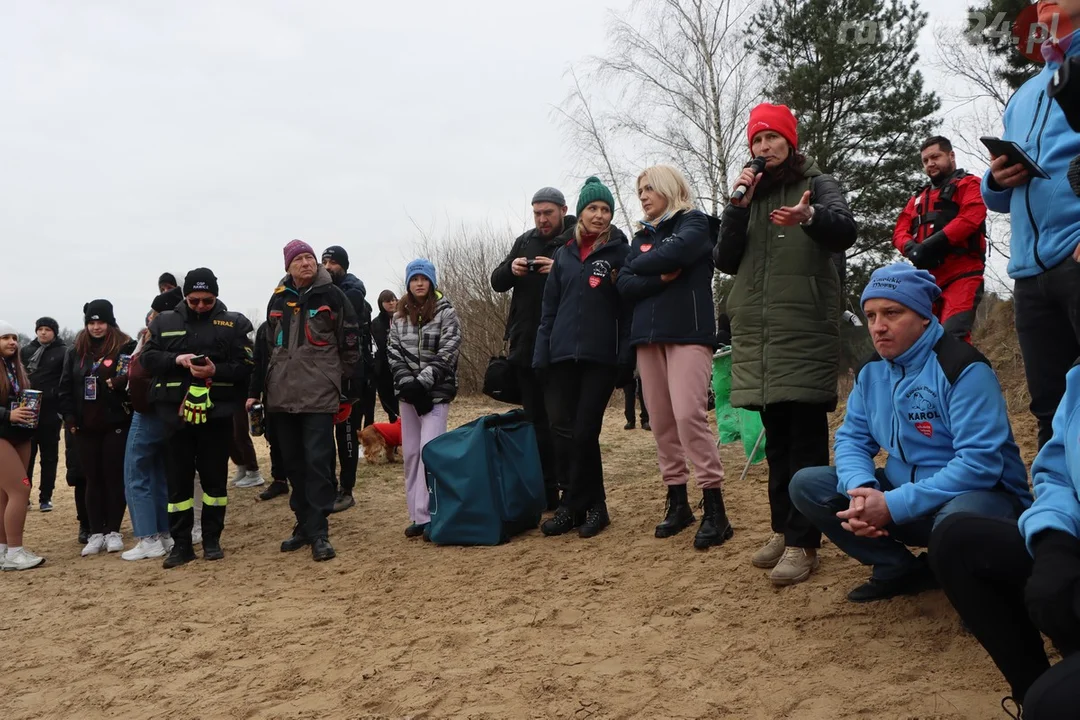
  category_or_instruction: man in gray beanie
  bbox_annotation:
[490,187,575,511]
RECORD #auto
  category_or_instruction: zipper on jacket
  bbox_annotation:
[891,364,908,464]
[1026,94,1054,272]
[691,290,699,332]
[1025,91,1044,143]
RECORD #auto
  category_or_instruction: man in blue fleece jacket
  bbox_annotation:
[981,4,1080,450]
[790,264,1032,603]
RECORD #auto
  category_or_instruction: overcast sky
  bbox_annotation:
[1,0,1004,335]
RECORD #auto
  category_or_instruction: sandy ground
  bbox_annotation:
[0,396,1030,720]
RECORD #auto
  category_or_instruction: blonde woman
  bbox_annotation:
[616,165,733,550]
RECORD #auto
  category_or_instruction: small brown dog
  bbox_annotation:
[359,418,402,464]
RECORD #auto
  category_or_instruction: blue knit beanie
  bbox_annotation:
[405,258,437,290]
[860,263,942,319]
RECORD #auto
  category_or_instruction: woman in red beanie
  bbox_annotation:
[714,102,857,587]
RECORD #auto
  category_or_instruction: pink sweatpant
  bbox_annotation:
[400,401,449,525]
[636,344,725,489]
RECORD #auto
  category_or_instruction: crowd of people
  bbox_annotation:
[3,29,1080,711]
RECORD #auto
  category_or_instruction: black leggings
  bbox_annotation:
[929,514,1052,704]
[760,402,829,548]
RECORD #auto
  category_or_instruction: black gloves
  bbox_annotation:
[399,379,434,416]
[1025,529,1080,651]
[906,231,951,270]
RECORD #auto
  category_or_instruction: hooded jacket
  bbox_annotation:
[251,266,361,414]
[20,336,67,423]
[334,271,375,396]
[388,293,461,404]
[533,226,632,368]
[140,299,254,421]
[981,31,1080,279]
[491,215,577,367]
[1019,362,1080,552]
[835,319,1032,526]
[715,157,857,409]
[616,209,717,348]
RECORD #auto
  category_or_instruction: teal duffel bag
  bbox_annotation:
[422,409,546,545]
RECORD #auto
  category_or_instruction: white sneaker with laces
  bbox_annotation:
[230,466,247,486]
[105,532,124,553]
[81,534,106,556]
[2,548,45,571]
[121,536,166,561]
[234,470,266,488]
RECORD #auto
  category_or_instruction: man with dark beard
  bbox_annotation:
[321,245,373,513]
[491,187,575,510]
[893,136,987,342]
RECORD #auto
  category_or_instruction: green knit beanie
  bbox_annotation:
[576,176,615,217]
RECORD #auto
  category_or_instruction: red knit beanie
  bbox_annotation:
[747,103,798,150]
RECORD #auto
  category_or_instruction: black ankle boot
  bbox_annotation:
[578,502,610,538]
[655,485,695,538]
[203,537,224,561]
[693,488,734,550]
[163,542,197,569]
[542,506,578,536]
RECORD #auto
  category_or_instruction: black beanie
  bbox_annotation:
[158,272,178,288]
[35,316,59,334]
[321,245,349,271]
[183,268,219,296]
[151,287,184,313]
[83,299,117,327]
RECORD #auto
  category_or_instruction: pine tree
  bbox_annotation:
[752,0,940,303]
[966,0,1040,91]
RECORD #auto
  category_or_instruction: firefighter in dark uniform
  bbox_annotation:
[139,268,254,568]
[893,135,988,342]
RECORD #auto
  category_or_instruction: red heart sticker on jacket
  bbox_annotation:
[915,421,933,438]
[640,244,653,252]
[588,276,601,288]
[103,359,114,367]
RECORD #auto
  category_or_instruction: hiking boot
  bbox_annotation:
[330,491,355,514]
[2,547,45,571]
[847,555,939,603]
[81,534,105,557]
[203,538,224,561]
[259,481,289,501]
[280,526,310,552]
[751,533,786,568]
[770,547,819,586]
[624,420,635,430]
[542,506,578,537]
[404,522,428,538]
[641,420,651,431]
[693,488,734,550]
[162,543,197,569]
[654,485,695,538]
[311,537,336,561]
[578,503,610,539]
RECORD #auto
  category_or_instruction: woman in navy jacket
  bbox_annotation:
[617,165,733,550]
[534,177,630,539]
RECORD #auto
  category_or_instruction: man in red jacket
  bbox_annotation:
[893,136,987,342]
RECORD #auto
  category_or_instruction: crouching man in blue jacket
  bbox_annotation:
[789,263,1032,603]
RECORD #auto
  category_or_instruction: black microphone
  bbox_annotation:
[732,156,767,202]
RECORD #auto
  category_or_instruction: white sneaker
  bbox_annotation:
[161,535,175,553]
[234,470,266,488]
[81,534,106,556]
[230,466,247,486]
[2,547,45,571]
[121,536,166,561]
[191,528,202,546]
[105,532,124,553]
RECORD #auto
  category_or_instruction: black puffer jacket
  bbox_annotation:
[335,272,374,396]
[616,209,718,348]
[20,337,67,424]
[533,227,632,368]
[490,215,577,367]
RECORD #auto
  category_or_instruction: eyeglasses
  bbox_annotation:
[187,297,216,308]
